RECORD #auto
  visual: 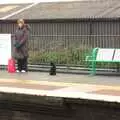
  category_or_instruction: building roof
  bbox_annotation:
[0,3,32,19]
[1,0,120,20]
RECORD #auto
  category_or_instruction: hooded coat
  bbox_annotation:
[14,24,30,59]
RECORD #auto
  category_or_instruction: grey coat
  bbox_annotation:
[14,24,30,59]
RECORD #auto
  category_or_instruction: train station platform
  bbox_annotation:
[0,71,119,99]
[0,71,119,120]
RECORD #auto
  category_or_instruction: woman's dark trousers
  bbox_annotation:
[17,57,28,71]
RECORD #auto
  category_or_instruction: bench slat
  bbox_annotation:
[113,49,120,61]
[96,49,114,61]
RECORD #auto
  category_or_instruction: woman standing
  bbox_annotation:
[14,19,30,73]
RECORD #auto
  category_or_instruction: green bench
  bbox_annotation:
[86,48,120,75]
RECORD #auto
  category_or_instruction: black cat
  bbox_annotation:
[49,62,56,75]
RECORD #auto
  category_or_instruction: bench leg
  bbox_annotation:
[91,61,96,75]
[116,63,120,72]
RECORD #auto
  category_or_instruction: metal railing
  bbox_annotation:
[1,19,120,72]
[27,34,120,71]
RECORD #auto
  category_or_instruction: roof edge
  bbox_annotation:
[0,2,40,20]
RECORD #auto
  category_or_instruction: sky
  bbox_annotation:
[0,0,85,4]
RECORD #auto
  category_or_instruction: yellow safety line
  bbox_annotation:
[28,80,120,90]
[0,79,120,90]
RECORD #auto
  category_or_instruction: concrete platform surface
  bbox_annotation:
[0,71,120,103]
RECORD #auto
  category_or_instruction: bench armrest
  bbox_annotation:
[86,56,93,61]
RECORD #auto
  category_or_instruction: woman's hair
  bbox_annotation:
[17,19,25,24]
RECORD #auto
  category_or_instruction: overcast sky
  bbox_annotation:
[0,0,85,4]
